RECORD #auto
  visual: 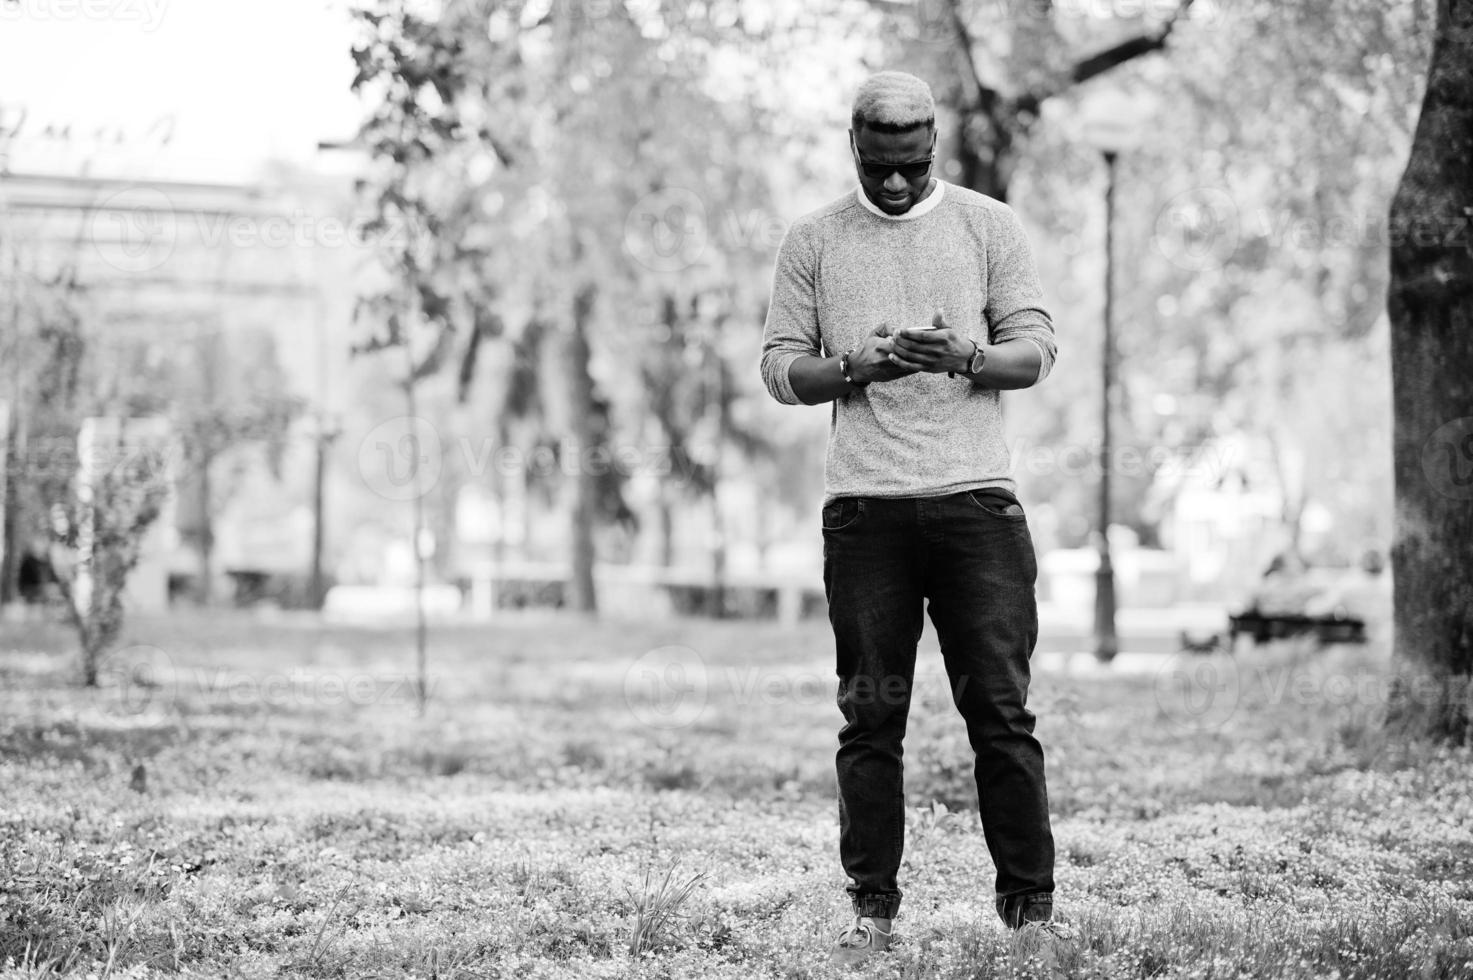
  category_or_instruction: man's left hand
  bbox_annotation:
[888,310,973,374]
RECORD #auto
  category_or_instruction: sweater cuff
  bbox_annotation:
[763,349,807,405]
[1024,337,1053,383]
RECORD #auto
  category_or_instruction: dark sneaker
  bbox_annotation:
[998,893,1055,929]
[830,915,893,967]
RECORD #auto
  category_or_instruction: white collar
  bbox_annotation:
[855,179,946,221]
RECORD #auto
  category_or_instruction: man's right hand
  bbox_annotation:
[850,323,918,384]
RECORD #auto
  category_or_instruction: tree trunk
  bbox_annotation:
[0,405,16,606]
[310,427,331,609]
[197,456,213,605]
[953,119,1011,202]
[403,372,429,717]
[565,283,599,614]
[1385,0,1473,742]
[657,488,674,568]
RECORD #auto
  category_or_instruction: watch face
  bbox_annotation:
[969,345,985,374]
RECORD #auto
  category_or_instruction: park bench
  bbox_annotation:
[1226,608,1368,647]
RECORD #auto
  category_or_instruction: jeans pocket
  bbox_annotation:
[965,488,1026,519]
[822,497,864,531]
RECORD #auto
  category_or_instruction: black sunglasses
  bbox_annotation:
[853,137,935,181]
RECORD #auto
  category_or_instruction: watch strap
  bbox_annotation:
[949,339,984,379]
[968,340,987,375]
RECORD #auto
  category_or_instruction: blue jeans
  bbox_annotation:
[821,489,1055,927]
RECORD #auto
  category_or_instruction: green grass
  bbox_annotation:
[1,609,1471,978]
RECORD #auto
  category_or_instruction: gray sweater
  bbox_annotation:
[760,180,1058,502]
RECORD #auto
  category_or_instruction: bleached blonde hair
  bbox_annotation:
[851,71,935,134]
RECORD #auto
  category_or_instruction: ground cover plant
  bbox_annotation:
[1,610,1470,978]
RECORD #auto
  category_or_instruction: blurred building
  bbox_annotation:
[1143,433,1330,601]
[0,130,361,610]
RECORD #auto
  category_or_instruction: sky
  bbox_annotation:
[0,0,366,181]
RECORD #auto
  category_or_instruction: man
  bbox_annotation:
[759,70,1061,965]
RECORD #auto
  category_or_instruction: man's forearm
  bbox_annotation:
[962,339,1043,389]
[788,354,863,405]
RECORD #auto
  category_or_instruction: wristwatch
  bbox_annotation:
[949,340,986,379]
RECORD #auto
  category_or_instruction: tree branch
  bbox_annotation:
[1070,32,1172,87]
[944,0,1001,117]
[858,0,1004,115]
[1017,0,1197,114]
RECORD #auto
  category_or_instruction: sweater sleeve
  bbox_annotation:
[760,219,822,405]
[985,205,1057,384]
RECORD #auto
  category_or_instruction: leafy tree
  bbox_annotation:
[48,419,172,686]
[0,263,174,684]
[348,0,783,614]
[348,0,632,615]
[856,0,1428,572]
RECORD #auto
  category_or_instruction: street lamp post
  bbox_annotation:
[1094,148,1120,663]
[310,408,341,611]
[1080,90,1151,664]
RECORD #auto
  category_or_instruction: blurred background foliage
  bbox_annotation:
[0,0,1434,616]
[343,0,1428,591]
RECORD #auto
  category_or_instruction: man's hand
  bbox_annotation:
[888,310,973,375]
[850,322,918,384]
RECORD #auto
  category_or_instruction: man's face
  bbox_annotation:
[851,125,935,216]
